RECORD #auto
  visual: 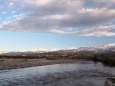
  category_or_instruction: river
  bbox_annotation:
[0,60,115,86]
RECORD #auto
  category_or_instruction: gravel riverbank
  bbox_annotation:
[0,58,78,70]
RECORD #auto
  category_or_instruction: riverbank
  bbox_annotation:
[1,52,115,67]
[0,58,79,70]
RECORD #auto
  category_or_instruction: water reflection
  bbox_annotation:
[95,62,115,75]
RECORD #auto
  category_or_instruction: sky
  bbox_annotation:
[0,0,115,51]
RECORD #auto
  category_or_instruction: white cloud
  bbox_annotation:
[24,0,55,5]
[73,24,115,36]
[9,2,14,6]
[0,0,115,36]
[1,11,7,14]
[11,11,16,14]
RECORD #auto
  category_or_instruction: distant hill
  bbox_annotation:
[0,43,115,55]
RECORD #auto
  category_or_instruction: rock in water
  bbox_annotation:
[105,77,115,86]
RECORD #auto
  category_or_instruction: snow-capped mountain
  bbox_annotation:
[97,43,115,51]
[26,48,49,53]
[0,51,9,54]
[98,43,115,48]
[0,43,115,55]
[53,43,115,53]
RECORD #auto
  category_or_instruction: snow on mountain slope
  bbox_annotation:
[99,43,115,48]
[0,43,115,54]
[97,43,115,50]
[27,48,49,53]
[0,51,9,54]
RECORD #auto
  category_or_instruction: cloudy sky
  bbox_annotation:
[0,0,115,51]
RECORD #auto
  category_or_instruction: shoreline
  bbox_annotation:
[0,58,80,70]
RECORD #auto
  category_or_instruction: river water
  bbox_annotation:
[0,60,115,86]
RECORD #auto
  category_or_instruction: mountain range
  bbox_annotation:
[0,43,115,55]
